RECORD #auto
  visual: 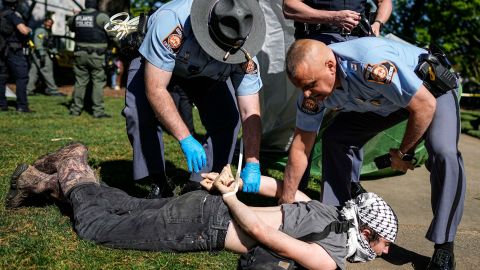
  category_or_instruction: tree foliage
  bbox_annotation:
[388,0,480,81]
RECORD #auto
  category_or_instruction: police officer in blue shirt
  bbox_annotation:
[124,0,266,197]
[280,38,464,270]
[283,0,392,196]
[0,0,32,112]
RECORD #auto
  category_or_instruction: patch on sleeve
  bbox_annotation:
[241,59,258,74]
[162,26,183,54]
[300,97,321,115]
[365,61,397,84]
[37,33,44,39]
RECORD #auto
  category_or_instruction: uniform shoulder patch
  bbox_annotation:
[365,61,397,84]
[162,26,183,54]
[300,97,321,115]
[241,59,258,74]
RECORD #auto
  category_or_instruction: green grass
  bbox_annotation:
[0,95,243,269]
[2,95,476,269]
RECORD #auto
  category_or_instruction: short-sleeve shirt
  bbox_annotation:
[296,37,427,132]
[281,201,348,270]
[138,0,262,96]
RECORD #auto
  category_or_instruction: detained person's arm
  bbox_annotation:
[217,175,337,270]
[144,63,206,172]
[201,172,311,202]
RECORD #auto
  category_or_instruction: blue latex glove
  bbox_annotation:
[241,162,261,193]
[179,135,207,173]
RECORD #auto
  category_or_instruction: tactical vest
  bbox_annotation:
[73,10,108,44]
[294,0,366,36]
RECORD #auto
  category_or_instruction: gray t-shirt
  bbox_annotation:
[281,201,348,270]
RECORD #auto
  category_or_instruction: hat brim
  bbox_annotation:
[190,0,266,64]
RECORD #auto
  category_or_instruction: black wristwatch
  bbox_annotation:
[374,20,384,31]
[398,149,414,161]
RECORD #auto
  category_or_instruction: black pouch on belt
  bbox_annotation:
[414,44,458,97]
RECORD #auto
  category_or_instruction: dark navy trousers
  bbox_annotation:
[70,185,230,251]
[124,57,240,182]
[321,90,465,244]
[0,48,29,110]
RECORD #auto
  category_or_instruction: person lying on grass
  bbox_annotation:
[6,143,398,270]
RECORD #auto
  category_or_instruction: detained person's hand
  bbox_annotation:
[211,165,239,198]
[179,135,207,173]
[240,162,260,193]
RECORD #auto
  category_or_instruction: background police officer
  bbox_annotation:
[284,0,392,41]
[27,17,64,96]
[282,0,392,195]
[0,0,32,112]
[123,0,266,197]
[68,0,111,118]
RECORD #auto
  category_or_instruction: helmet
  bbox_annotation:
[3,0,17,4]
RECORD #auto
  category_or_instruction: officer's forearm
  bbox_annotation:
[237,94,261,163]
[281,130,315,203]
[144,63,191,141]
[283,0,339,23]
[374,0,392,24]
[401,87,436,153]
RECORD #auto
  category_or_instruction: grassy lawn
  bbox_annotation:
[0,95,244,269]
[1,94,478,269]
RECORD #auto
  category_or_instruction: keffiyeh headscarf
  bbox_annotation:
[340,192,398,262]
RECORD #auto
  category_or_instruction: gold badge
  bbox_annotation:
[300,97,320,115]
[365,61,397,84]
[162,26,183,53]
[241,60,258,74]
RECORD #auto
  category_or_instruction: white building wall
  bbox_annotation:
[29,0,85,36]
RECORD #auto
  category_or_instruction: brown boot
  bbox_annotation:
[57,156,99,197]
[33,143,88,174]
[6,164,61,208]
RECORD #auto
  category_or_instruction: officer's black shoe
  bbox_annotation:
[180,181,203,195]
[427,249,455,270]
[351,182,368,198]
[1,106,8,111]
[146,183,174,199]
[94,114,112,119]
[16,108,32,113]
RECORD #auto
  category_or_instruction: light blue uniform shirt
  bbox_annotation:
[296,37,427,132]
[138,0,262,96]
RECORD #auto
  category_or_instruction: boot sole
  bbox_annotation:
[5,163,29,209]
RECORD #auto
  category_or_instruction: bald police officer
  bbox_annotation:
[281,38,464,270]
[124,0,266,197]
[27,18,64,96]
[283,0,392,195]
[68,0,111,118]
